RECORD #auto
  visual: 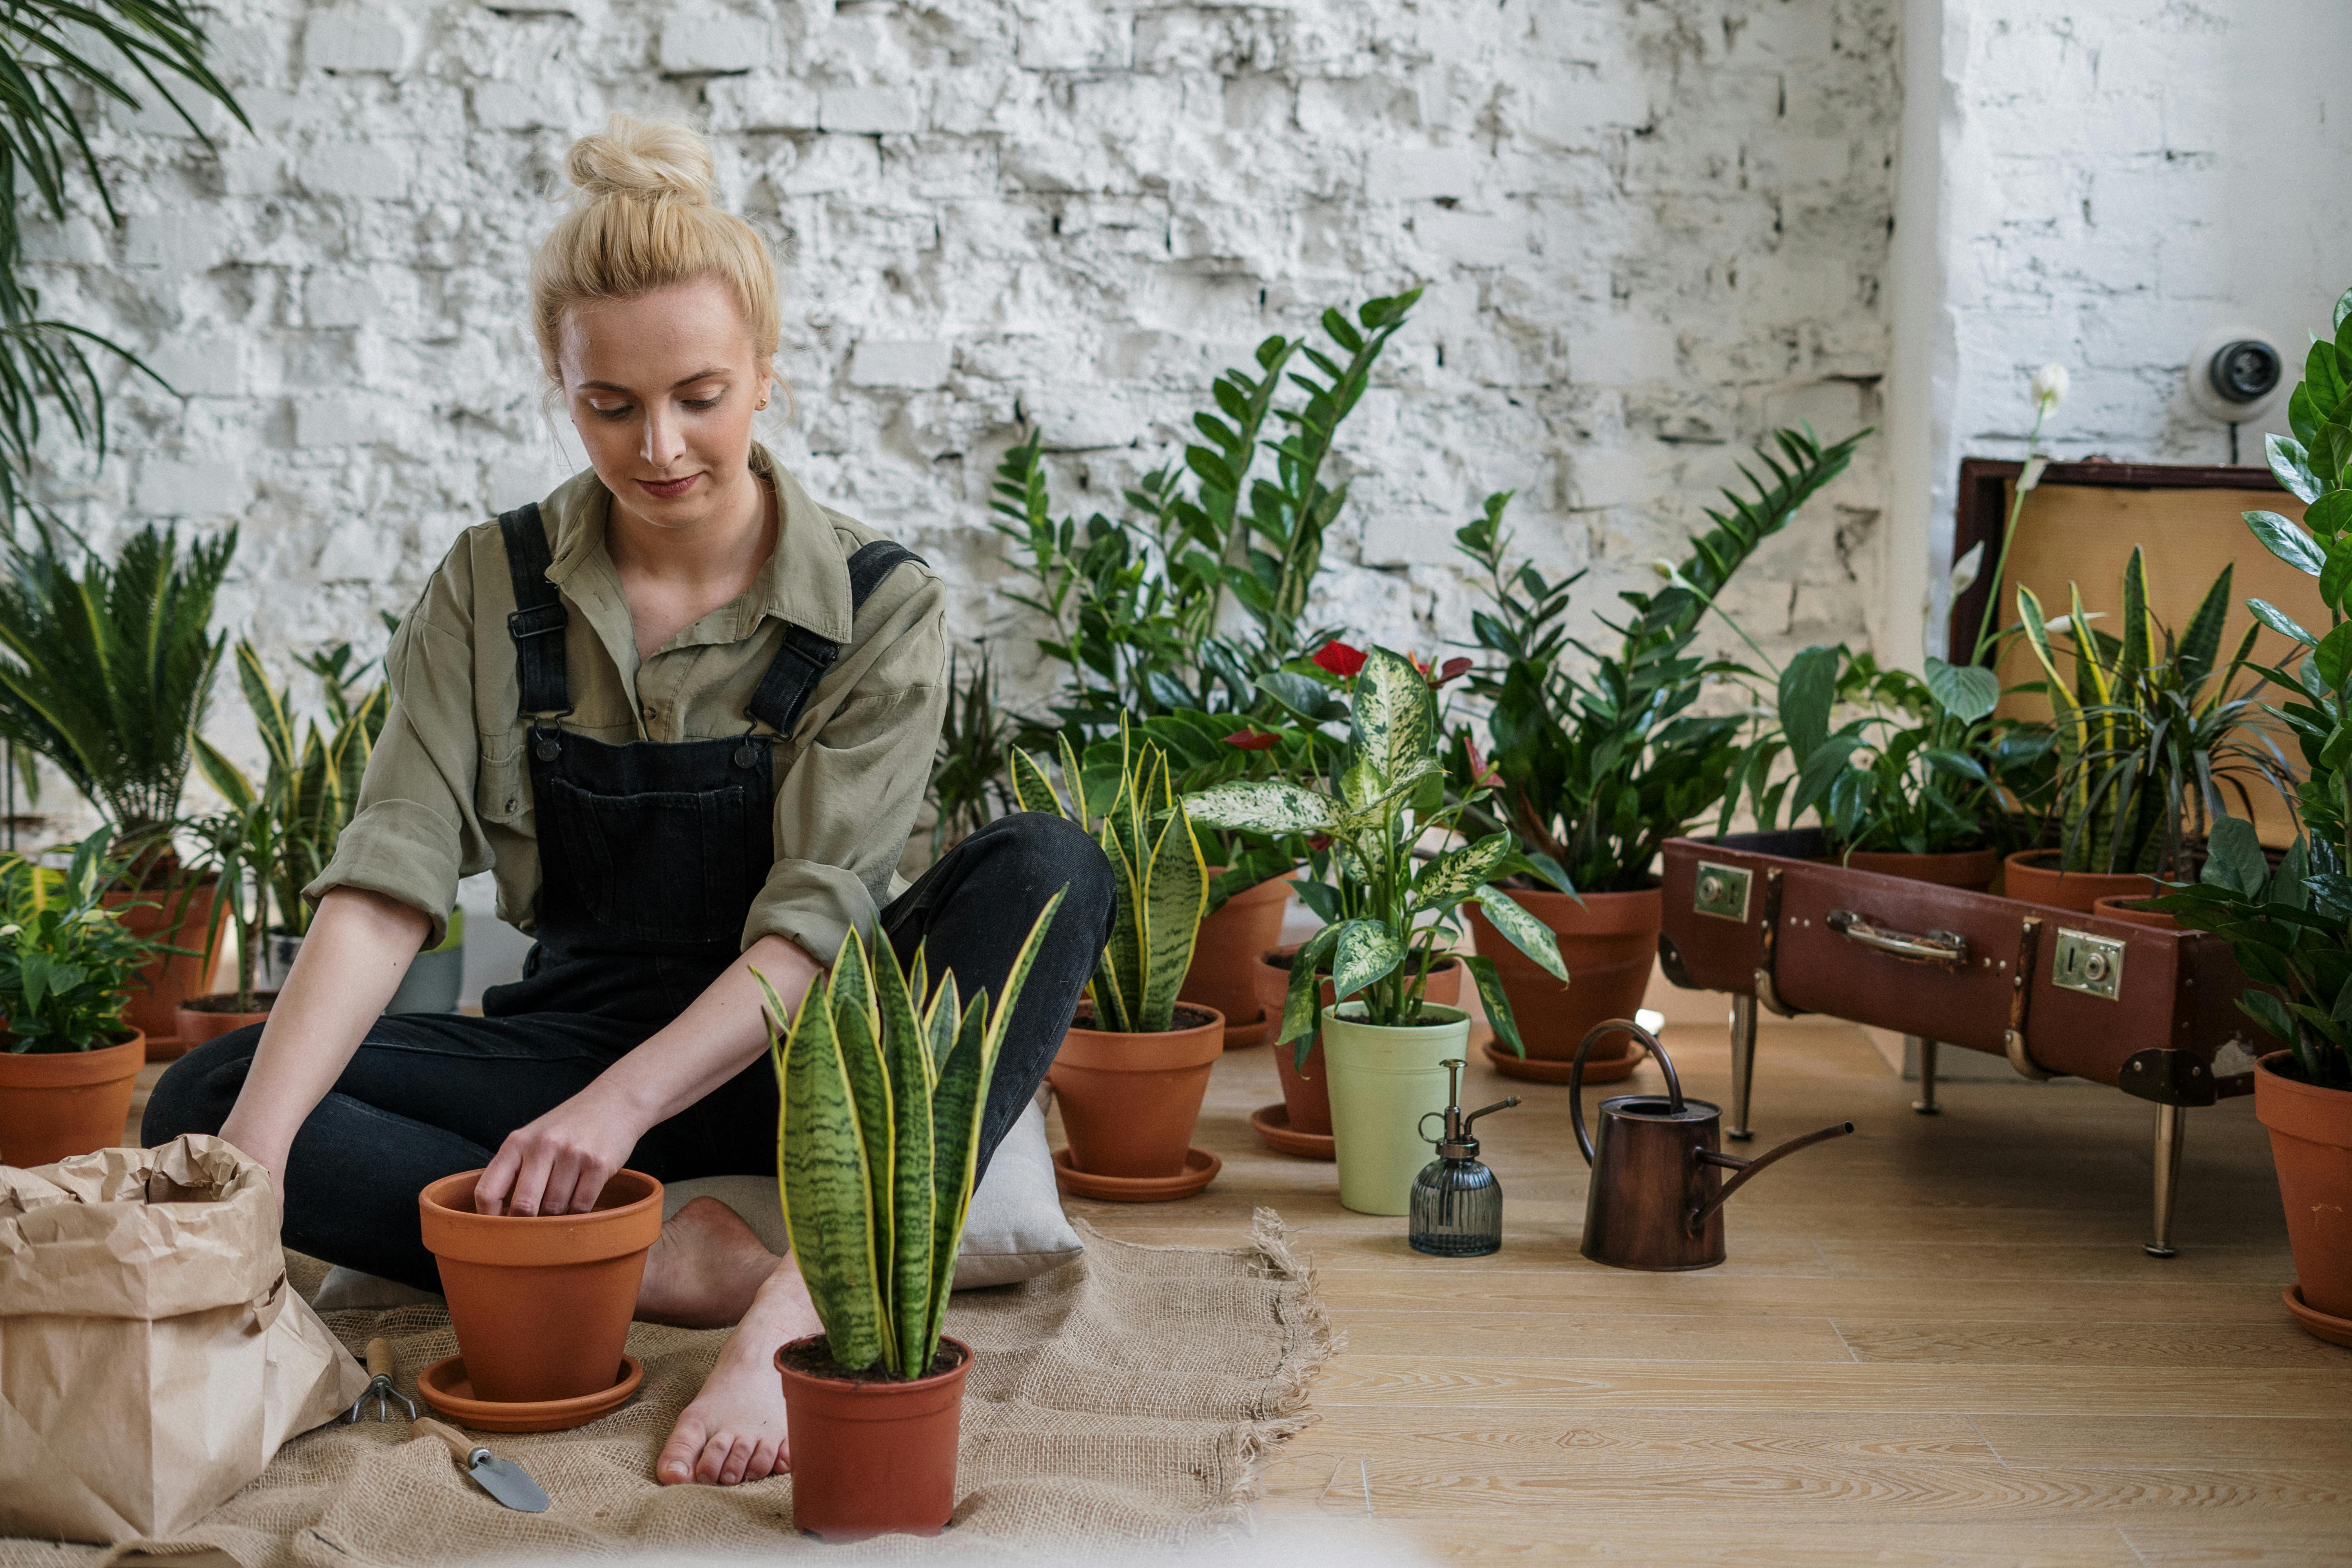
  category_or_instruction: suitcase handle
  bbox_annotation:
[1825,908,1970,968]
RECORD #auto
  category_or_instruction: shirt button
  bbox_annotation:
[505,798,517,813]
[642,704,656,720]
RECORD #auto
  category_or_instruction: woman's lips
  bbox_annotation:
[637,473,701,500]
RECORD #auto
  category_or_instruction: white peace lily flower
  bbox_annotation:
[2030,362,2069,414]
[2042,611,2105,635]
[0,924,18,940]
[1948,541,1984,598]
[1648,558,1678,580]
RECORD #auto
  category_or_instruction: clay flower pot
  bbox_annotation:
[174,993,278,1053]
[2090,895,2177,930]
[1255,945,1461,1139]
[1047,1003,1223,1178]
[102,878,225,1062]
[1838,846,2001,891]
[2002,851,2154,915]
[1466,885,1657,1083]
[2254,1052,2352,1329]
[418,1167,662,1405]
[0,1030,145,1168]
[776,1335,972,1541]
[1180,867,1297,1049]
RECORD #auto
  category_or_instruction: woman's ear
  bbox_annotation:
[755,356,775,412]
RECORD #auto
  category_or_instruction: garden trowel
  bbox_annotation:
[413,1417,551,1512]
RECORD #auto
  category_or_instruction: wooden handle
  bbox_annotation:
[365,1338,392,1379]
[413,1416,477,1460]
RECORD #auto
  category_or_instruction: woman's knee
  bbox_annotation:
[140,1024,265,1145]
[981,812,1116,935]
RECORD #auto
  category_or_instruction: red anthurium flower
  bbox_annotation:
[1434,657,1472,687]
[1307,833,1333,852]
[1312,641,1367,677]
[1464,738,1501,790]
[1223,728,1279,751]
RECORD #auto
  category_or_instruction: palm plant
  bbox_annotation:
[757,893,1064,1378]
[1008,724,1205,1034]
[0,518,236,865]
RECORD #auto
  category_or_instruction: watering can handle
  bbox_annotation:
[1570,1018,1685,1166]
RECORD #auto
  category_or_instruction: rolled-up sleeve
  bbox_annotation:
[745,576,947,964]
[303,556,490,947]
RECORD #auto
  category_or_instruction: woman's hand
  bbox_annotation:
[475,1083,649,1216]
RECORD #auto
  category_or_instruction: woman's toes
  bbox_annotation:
[696,1432,738,1486]
[717,1439,753,1486]
[656,1421,705,1486]
[746,1436,784,1480]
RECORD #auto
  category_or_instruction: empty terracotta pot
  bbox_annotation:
[2090,895,2177,930]
[0,1031,145,1168]
[1838,846,2001,891]
[2002,851,2154,915]
[1180,867,1297,1049]
[1466,886,1656,1082]
[2255,1052,2352,1325]
[777,1335,971,1541]
[1255,946,1461,1138]
[418,1168,662,1405]
[173,993,277,1054]
[102,878,225,1061]
[1047,1003,1223,1179]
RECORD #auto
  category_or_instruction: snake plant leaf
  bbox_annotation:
[190,734,257,813]
[777,978,887,1372]
[1472,885,1569,982]
[1413,831,1514,911]
[1350,645,1436,782]
[828,935,896,1319]
[1463,953,1527,1058]
[2177,563,2233,682]
[1140,797,1209,1029]
[1330,918,1403,1002]
[1008,746,1064,818]
[923,964,960,1073]
[235,642,298,779]
[2247,509,2325,575]
[882,954,935,1371]
[2118,546,2153,677]
[1182,779,1337,836]
[873,927,927,1089]
[1093,795,1144,1031]
[983,885,1067,1071]
[924,990,993,1369]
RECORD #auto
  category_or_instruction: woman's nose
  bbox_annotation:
[641,408,686,470]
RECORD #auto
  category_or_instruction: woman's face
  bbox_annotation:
[557,276,773,532]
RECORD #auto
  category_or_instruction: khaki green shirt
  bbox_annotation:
[307,445,947,965]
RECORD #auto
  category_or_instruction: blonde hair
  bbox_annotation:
[530,116,780,382]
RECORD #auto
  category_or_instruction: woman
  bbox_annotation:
[144,117,1112,1489]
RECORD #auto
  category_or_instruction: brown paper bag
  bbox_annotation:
[0,1134,367,1544]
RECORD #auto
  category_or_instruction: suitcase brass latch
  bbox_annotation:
[2052,927,2126,1000]
[1694,862,1751,921]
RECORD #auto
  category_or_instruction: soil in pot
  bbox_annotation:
[1254,946,1461,1138]
[174,993,278,1053]
[1465,885,1657,1082]
[1836,846,2002,891]
[102,878,226,1060]
[2002,851,2154,915]
[0,1031,145,1168]
[2090,895,2178,930]
[1322,1002,1472,1216]
[776,1335,972,1541]
[417,1167,662,1405]
[1048,1002,1224,1179]
[2254,1052,2352,1326]
[1180,868,1296,1049]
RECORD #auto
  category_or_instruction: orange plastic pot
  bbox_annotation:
[2002,851,2153,915]
[777,1335,971,1541]
[1180,867,1297,1049]
[103,879,225,1061]
[1466,886,1657,1081]
[418,1168,662,1405]
[1838,846,2001,891]
[2254,1052,2352,1324]
[2090,895,2177,930]
[1255,946,1460,1137]
[174,993,277,1053]
[0,1031,144,1168]
[1047,1004,1223,1178]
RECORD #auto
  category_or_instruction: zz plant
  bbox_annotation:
[758,892,1065,1378]
[1185,644,1568,1058]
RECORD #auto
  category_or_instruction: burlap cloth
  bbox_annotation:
[2,1210,1328,1566]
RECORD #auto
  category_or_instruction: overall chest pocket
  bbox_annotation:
[543,777,767,946]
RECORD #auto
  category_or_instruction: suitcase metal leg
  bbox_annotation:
[1728,994,1758,1142]
[2146,1103,2186,1258]
[1913,1037,1940,1115]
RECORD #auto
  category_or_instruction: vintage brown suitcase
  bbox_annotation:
[1657,828,2264,1256]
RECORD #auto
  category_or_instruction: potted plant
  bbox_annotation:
[1248,938,1462,1158]
[1011,725,1224,1197]
[1450,425,1869,1083]
[181,727,283,1052]
[0,520,236,1053]
[760,893,1064,1540]
[0,828,162,1167]
[1188,645,1568,1215]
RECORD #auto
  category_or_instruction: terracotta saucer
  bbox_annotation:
[1052,1145,1220,1203]
[1483,1041,1641,1085]
[1223,1009,1271,1051]
[2283,1285,2352,1348]
[418,1354,644,1432]
[1250,1102,1336,1160]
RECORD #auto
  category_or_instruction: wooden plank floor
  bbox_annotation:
[1059,1016,2352,1566]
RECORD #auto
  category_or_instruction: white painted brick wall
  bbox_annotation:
[23,0,1898,791]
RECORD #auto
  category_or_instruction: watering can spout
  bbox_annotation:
[1686,1121,1855,1235]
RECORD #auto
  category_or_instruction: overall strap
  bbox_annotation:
[497,503,571,719]
[744,539,924,736]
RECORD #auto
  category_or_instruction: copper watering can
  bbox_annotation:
[1570,1019,1853,1271]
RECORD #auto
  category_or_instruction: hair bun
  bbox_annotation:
[565,114,714,205]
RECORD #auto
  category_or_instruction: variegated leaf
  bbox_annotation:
[1473,886,1569,982]
[1349,645,1436,781]
[1140,799,1208,1029]
[1414,831,1513,910]
[1008,747,1064,819]
[1463,953,1527,1058]
[777,975,886,1370]
[876,946,935,1368]
[1279,924,1340,1063]
[828,935,897,1329]
[1181,779,1338,836]
[1331,918,1404,1002]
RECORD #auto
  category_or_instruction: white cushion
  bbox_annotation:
[311,1098,1080,1311]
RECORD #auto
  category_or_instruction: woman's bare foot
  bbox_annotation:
[635,1197,780,1329]
[657,1259,820,1485]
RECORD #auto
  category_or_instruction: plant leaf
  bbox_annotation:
[1473,886,1569,982]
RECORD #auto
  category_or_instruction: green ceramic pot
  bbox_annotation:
[1323,1002,1472,1216]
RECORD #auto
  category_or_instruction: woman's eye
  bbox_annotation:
[682,395,722,411]
[589,403,632,421]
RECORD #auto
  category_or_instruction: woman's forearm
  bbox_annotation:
[216,887,430,1178]
[594,934,824,1128]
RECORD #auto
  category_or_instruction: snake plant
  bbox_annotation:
[1008,723,1207,1033]
[758,889,1065,1379]
[1183,644,1569,1060]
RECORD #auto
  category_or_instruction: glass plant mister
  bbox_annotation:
[1409,1060,1519,1257]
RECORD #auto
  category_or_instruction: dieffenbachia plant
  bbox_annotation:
[757,891,1064,1380]
[1009,722,1206,1033]
[1183,644,1568,1061]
